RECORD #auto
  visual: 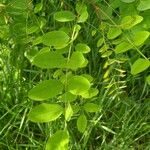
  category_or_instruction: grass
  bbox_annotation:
[0,0,150,149]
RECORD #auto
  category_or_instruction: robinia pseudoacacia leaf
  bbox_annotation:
[68,75,91,96]
[28,103,63,122]
[54,11,75,22]
[46,130,69,150]
[131,58,150,75]
[32,51,66,69]
[28,79,63,101]
[121,15,143,29]
[75,43,91,53]
[77,114,87,133]
[42,31,70,48]
[83,103,100,112]
[137,0,150,11]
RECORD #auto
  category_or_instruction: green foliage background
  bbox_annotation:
[0,0,150,149]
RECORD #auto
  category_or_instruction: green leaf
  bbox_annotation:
[82,88,99,99]
[68,75,91,95]
[131,58,150,75]
[121,0,135,3]
[77,114,87,133]
[34,3,43,13]
[59,92,77,102]
[146,75,150,85]
[76,2,88,23]
[42,31,70,48]
[32,51,66,69]
[114,41,133,54]
[81,74,93,82]
[137,0,150,11]
[28,103,63,122]
[132,31,150,46]
[24,48,38,62]
[101,51,113,58]
[75,43,91,53]
[67,52,86,70]
[54,11,75,22]
[46,130,69,150]
[97,38,104,47]
[76,2,87,14]
[121,15,143,29]
[27,26,39,35]
[28,80,63,101]
[65,103,73,121]
[83,103,100,113]
[72,105,80,114]
[77,11,88,23]
[107,27,122,40]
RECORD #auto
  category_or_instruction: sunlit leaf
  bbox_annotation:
[28,103,63,122]
[54,11,75,22]
[28,80,63,101]
[121,15,143,29]
[97,38,104,47]
[46,130,69,150]
[65,103,73,121]
[75,43,91,53]
[107,27,122,40]
[59,92,77,102]
[114,41,133,54]
[82,88,99,99]
[67,52,86,70]
[101,51,113,58]
[32,51,66,69]
[42,31,70,48]
[132,31,150,46]
[76,2,88,23]
[68,75,91,95]
[131,58,150,75]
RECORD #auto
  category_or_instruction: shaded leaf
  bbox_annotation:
[83,103,100,112]
[137,0,150,11]
[77,114,87,133]
[121,0,135,3]
[146,75,150,85]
